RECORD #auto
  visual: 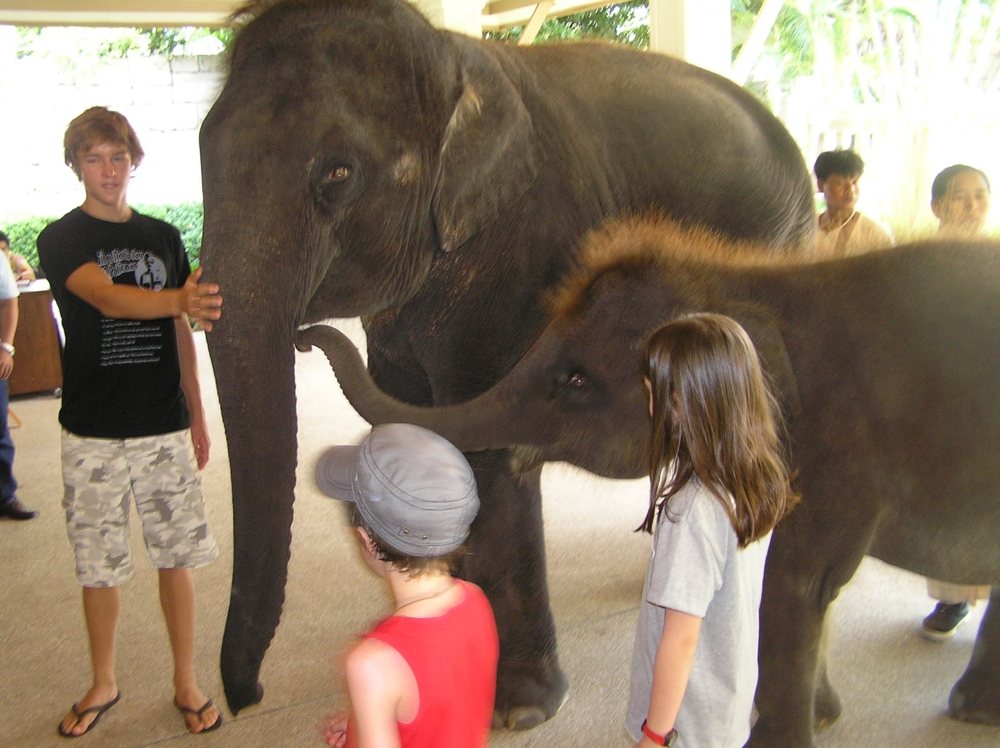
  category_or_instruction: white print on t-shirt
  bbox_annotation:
[94,247,169,366]
[99,319,163,367]
[96,248,168,291]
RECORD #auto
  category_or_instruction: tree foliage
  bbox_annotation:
[732,0,1000,104]
[15,26,232,60]
[733,1,1000,238]
[141,27,234,57]
[485,0,649,47]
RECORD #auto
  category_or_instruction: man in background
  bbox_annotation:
[814,149,894,257]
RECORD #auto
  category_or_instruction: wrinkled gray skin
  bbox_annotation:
[199,0,815,722]
[299,224,1000,748]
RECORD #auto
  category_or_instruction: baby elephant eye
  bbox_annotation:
[326,165,350,182]
[567,373,586,388]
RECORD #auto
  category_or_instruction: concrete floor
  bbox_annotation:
[2,320,998,747]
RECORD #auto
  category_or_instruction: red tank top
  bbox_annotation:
[346,580,499,748]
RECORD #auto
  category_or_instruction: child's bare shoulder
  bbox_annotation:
[347,638,407,678]
[346,637,416,696]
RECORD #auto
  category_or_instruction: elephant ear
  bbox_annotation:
[432,43,541,252]
[726,303,802,418]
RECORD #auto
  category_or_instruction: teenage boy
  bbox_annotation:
[814,149,894,257]
[37,106,223,737]
[316,423,499,748]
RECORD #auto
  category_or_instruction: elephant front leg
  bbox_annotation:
[949,587,1000,724]
[462,451,569,731]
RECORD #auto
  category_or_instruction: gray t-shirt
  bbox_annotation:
[626,480,771,748]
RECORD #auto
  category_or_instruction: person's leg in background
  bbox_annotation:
[0,377,35,520]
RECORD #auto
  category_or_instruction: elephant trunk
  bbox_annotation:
[296,324,531,452]
[209,307,299,714]
[201,194,310,714]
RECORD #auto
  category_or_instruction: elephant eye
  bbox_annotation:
[553,367,601,407]
[309,156,360,215]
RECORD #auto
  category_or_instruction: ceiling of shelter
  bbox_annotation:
[0,1,242,26]
[0,0,618,29]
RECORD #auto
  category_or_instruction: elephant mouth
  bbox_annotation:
[509,445,546,475]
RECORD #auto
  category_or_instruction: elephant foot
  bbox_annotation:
[492,660,569,731]
[223,679,264,716]
[813,680,842,728]
[948,673,1000,725]
[744,715,817,748]
[492,705,550,732]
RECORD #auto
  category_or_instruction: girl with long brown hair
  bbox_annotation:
[626,313,797,748]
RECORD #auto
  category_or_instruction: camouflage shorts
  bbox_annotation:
[62,428,219,587]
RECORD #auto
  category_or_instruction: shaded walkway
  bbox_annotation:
[1,320,996,747]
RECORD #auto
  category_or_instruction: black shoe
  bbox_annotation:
[921,601,970,641]
[0,499,39,520]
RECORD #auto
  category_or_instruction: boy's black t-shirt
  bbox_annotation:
[37,207,191,439]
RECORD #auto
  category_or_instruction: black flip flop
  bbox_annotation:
[58,692,121,738]
[174,697,223,734]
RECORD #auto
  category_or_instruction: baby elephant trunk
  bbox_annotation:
[296,324,528,452]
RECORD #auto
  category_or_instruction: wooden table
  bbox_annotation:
[9,279,63,396]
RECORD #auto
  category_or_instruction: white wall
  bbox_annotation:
[0,0,482,222]
[0,28,224,220]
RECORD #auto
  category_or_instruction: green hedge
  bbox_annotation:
[2,201,203,270]
[2,215,54,269]
[134,202,203,266]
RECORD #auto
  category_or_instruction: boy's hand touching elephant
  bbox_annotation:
[181,267,222,330]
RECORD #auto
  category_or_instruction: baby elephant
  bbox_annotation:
[297,218,1000,748]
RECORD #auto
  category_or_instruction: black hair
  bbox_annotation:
[0,231,8,245]
[931,165,990,202]
[814,149,865,181]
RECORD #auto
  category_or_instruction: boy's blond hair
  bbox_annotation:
[64,106,145,178]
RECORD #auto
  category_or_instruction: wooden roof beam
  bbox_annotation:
[731,0,784,86]
[0,1,242,28]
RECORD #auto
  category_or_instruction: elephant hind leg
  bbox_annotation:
[813,611,842,728]
[949,587,1000,724]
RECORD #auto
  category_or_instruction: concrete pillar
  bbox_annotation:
[412,0,485,37]
[649,0,731,78]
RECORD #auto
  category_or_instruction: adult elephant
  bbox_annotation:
[199,0,816,723]
[298,218,1000,748]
